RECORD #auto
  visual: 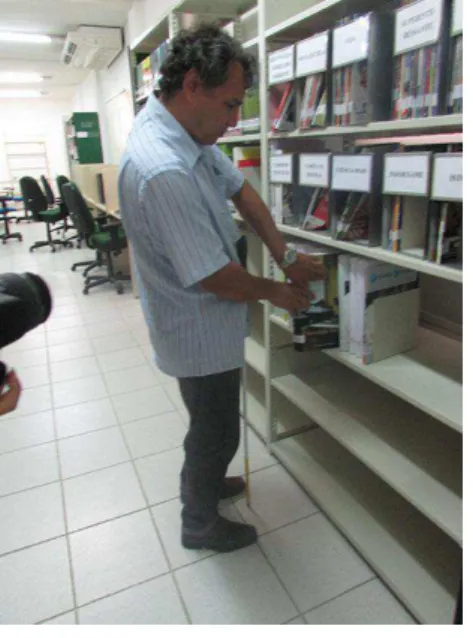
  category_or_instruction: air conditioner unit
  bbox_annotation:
[60,26,123,70]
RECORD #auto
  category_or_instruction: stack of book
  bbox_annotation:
[240,83,261,133]
[233,146,261,194]
[392,0,447,120]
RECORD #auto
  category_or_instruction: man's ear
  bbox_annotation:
[182,69,201,100]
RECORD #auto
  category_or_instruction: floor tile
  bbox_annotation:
[51,304,81,318]
[152,498,242,570]
[0,538,74,624]
[78,574,188,624]
[14,364,50,389]
[111,386,175,424]
[48,340,94,363]
[46,315,85,331]
[103,364,158,396]
[55,398,118,439]
[135,447,184,506]
[43,612,77,625]
[63,462,146,532]
[175,545,297,624]
[286,616,306,624]
[97,346,146,373]
[122,412,186,459]
[1,385,52,419]
[46,326,89,347]
[235,464,318,535]
[50,356,101,384]
[0,483,65,556]
[70,511,169,607]
[91,332,138,355]
[0,442,59,497]
[58,427,130,479]
[163,383,187,411]
[4,347,48,369]
[86,320,129,339]
[0,411,55,455]
[304,579,416,625]
[52,374,108,408]
[5,330,46,353]
[259,514,374,614]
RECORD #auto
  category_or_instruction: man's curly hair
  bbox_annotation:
[158,24,256,99]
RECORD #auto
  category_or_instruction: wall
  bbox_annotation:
[0,98,71,185]
[71,42,134,165]
[127,0,177,49]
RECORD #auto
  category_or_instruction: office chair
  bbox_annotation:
[56,175,102,274]
[19,176,73,253]
[62,182,130,295]
[41,174,74,238]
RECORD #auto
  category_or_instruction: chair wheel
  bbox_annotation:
[18,237,23,242]
[51,246,56,253]
[117,285,124,295]
[83,289,89,295]
[29,246,34,252]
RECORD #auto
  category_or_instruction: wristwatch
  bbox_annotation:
[279,246,298,269]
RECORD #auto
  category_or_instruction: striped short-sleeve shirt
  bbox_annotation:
[118,93,248,378]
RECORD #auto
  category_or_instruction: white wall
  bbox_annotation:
[0,98,70,185]
[71,44,134,165]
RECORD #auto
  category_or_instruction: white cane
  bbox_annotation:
[242,363,251,509]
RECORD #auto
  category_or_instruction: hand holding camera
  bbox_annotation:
[0,272,52,417]
[0,365,22,416]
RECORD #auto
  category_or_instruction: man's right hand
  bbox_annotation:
[0,370,22,417]
[269,282,312,315]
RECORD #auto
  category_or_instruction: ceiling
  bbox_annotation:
[0,0,135,100]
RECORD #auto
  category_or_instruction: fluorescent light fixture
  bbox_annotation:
[0,32,52,44]
[0,72,43,84]
[0,89,43,98]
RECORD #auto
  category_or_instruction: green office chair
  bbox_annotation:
[57,175,103,275]
[19,176,73,252]
[62,181,130,295]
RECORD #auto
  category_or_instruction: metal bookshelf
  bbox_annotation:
[130,0,462,624]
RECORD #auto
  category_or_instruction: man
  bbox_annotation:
[118,24,323,553]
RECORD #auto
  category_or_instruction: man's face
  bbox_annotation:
[187,61,247,145]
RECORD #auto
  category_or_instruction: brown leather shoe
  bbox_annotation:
[220,476,246,500]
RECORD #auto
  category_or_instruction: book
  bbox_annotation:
[301,188,329,231]
[389,195,403,252]
[449,34,463,114]
[292,249,339,352]
[270,184,292,224]
[270,83,296,132]
[299,73,327,129]
[336,193,371,242]
[436,201,462,265]
[241,83,261,133]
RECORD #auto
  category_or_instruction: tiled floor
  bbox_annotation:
[0,222,417,624]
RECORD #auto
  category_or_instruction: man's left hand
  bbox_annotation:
[282,253,325,286]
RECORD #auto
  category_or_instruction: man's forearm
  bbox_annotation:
[232,181,287,264]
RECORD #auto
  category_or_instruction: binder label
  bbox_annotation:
[452,0,463,35]
[395,0,443,55]
[299,154,330,187]
[269,46,295,85]
[333,16,370,68]
[296,32,328,77]
[270,154,293,184]
[383,154,430,196]
[332,155,372,192]
[432,155,463,201]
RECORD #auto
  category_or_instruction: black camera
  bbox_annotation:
[0,273,52,385]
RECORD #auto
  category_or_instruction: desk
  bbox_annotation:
[0,194,23,243]
[84,196,137,297]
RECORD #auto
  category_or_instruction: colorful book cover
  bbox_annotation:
[390,195,403,253]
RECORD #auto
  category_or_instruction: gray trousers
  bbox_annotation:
[178,368,241,531]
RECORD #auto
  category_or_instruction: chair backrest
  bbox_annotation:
[19,176,48,221]
[56,175,69,206]
[61,182,97,238]
[40,175,55,206]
